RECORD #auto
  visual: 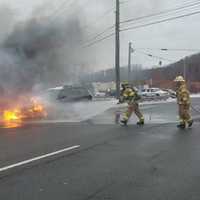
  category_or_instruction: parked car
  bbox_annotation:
[139,88,169,100]
[105,89,116,97]
[163,89,176,98]
[94,91,106,98]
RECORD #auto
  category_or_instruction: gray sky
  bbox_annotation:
[1,0,200,71]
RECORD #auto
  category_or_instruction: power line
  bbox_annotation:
[48,0,75,19]
[86,24,115,42]
[83,33,115,48]
[82,9,200,49]
[81,6,115,47]
[135,48,200,52]
[120,9,200,32]
[51,1,200,51]
[120,0,200,24]
[82,2,200,49]
[48,0,77,23]
[135,50,175,62]
[47,0,115,46]
[37,0,115,50]
[48,0,92,24]
[121,0,200,6]
[82,7,115,31]
[120,0,130,4]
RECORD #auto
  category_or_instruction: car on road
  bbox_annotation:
[163,89,176,98]
[46,85,93,102]
[94,91,106,98]
[139,88,169,100]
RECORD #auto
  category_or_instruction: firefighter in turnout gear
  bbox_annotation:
[120,82,144,126]
[118,81,128,104]
[174,75,193,129]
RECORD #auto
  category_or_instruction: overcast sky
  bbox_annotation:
[1,0,200,71]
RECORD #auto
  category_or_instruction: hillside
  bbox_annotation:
[85,53,200,92]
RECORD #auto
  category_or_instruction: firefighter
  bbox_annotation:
[174,75,193,129]
[118,81,128,104]
[120,82,144,126]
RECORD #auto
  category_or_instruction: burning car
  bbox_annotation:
[0,96,47,128]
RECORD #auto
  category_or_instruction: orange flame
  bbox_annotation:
[1,97,47,128]
[3,109,23,121]
[29,97,47,118]
[2,109,23,128]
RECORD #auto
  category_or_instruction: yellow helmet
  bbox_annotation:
[174,76,185,82]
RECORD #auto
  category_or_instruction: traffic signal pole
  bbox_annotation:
[115,0,120,99]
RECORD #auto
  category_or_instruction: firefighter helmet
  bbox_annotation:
[121,81,129,87]
[174,76,185,82]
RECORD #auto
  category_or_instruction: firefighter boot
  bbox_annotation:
[120,119,128,126]
[137,117,144,125]
[177,121,186,129]
[188,119,193,128]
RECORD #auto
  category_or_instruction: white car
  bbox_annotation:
[95,91,106,98]
[164,89,176,98]
[139,88,169,98]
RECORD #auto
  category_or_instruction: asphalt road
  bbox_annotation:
[89,97,200,124]
[0,98,200,200]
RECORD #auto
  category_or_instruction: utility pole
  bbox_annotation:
[183,57,186,81]
[128,42,134,82]
[115,0,120,99]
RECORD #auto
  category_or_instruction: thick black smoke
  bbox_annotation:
[0,12,87,98]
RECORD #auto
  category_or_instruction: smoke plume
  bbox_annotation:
[0,6,88,99]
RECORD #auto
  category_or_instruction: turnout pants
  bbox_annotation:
[123,102,144,122]
[178,104,192,124]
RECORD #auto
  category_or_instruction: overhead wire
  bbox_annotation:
[48,0,92,25]
[83,33,115,48]
[46,0,200,49]
[120,9,200,32]
[82,8,200,48]
[47,0,77,24]
[48,0,75,19]
[135,49,175,62]
[82,7,115,31]
[45,0,115,47]
[121,0,200,6]
[85,24,115,43]
[135,48,200,52]
[83,1,200,48]
[120,0,200,25]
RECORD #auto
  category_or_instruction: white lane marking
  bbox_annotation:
[0,145,80,173]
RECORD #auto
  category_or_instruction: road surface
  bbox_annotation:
[0,97,200,200]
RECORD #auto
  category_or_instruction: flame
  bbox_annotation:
[2,109,23,128]
[1,97,47,128]
[3,109,22,121]
[30,98,47,116]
